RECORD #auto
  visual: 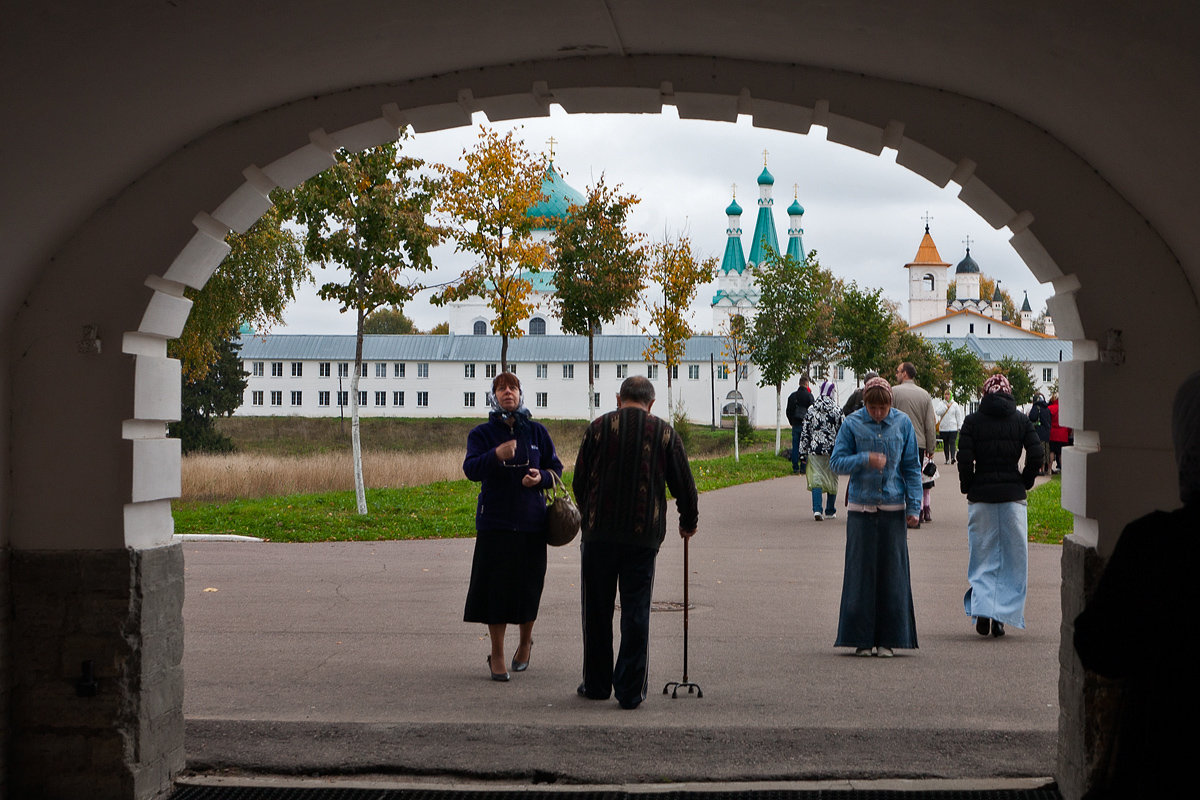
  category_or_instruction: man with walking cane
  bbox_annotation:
[573,376,699,709]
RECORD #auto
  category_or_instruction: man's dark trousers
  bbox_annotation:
[580,540,657,708]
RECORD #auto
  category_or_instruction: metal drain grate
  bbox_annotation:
[169,785,1063,800]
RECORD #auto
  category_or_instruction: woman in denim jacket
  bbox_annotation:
[829,377,923,657]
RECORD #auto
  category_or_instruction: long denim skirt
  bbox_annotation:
[835,509,919,650]
[963,500,1028,629]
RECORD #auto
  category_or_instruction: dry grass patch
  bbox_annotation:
[181,446,580,502]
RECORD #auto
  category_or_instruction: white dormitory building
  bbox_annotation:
[235,162,1069,425]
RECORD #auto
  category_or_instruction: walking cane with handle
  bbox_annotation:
[663,535,702,698]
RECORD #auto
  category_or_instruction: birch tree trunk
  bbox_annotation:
[775,384,783,455]
[351,306,368,515]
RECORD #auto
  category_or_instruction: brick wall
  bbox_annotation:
[9,545,184,800]
[1057,537,1120,800]
[1,546,10,800]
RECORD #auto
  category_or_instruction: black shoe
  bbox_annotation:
[511,641,532,673]
[618,698,642,710]
[992,622,1006,638]
[577,683,609,700]
[487,655,510,682]
[976,617,991,636]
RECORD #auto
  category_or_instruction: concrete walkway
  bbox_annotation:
[181,465,1062,784]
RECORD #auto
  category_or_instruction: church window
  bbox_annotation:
[923,274,935,292]
[529,317,546,335]
[987,324,992,334]
[947,324,951,334]
[1043,368,1053,382]
[473,320,487,335]
[969,323,975,333]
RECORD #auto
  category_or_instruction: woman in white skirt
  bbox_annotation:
[955,373,1043,637]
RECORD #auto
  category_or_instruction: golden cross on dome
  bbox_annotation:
[793,183,799,199]
[546,136,557,160]
[762,148,769,166]
[731,182,737,198]
[963,234,974,251]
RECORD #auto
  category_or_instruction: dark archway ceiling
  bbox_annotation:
[4,1,1199,319]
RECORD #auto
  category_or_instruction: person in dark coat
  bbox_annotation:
[573,376,698,709]
[463,371,563,682]
[956,373,1043,637]
[1028,393,1053,475]
[841,371,878,418]
[786,376,815,474]
[1073,369,1200,798]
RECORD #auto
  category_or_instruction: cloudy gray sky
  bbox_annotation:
[277,105,1052,334]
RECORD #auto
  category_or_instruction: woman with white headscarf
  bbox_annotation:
[956,372,1043,637]
[1073,370,1200,797]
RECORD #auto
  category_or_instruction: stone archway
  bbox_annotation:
[10,55,1198,800]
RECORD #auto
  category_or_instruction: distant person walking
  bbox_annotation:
[801,380,843,521]
[1073,369,1200,798]
[956,373,1042,638]
[463,372,564,682]
[841,371,877,418]
[934,389,965,464]
[573,376,699,709]
[892,362,938,524]
[786,376,815,474]
[1048,394,1070,473]
[830,376,922,657]
[1028,393,1053,475]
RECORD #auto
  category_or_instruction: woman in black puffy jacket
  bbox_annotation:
[956,373,1043,638]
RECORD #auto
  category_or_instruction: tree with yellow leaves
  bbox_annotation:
[642,235,717,418]
[432,126,548,372]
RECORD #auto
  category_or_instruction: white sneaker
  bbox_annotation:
[855,648,872,657]
[826,510,837,520]
[876,647,894,658]
[813,512,823,521]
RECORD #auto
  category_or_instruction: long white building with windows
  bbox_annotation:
[237,333,772,425]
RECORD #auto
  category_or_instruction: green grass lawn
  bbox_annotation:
[173,449,794,542]
[1027,474,1073,544]
[174,448,1074,544]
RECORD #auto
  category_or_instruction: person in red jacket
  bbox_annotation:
[1047,394,1071,474]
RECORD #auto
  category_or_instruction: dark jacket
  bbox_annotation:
[463,413,563,532]
[1074,504,1199,796]
[573,406,698,550]
[1028,397,1052,443]
[785,385,814,427]
[841,387,865,418]
[956,391,1043,503]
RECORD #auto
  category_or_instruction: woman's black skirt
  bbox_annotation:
[463,528,547,624]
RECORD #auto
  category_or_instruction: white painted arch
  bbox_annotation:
[9,50,1198,799]
[100,56,1197,558]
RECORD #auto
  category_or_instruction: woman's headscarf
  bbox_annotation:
[1172,369,1200,505]
[982,373,1012,395]
[863,375,892,402]
[820,379,836,399]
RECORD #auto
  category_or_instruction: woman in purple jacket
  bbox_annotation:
[463,372,563,682]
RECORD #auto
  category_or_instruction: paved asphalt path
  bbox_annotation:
[182,463,1062,784]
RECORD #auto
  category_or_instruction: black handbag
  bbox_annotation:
[544,471,581,547]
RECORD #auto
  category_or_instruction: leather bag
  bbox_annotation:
[544,471,581,547]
